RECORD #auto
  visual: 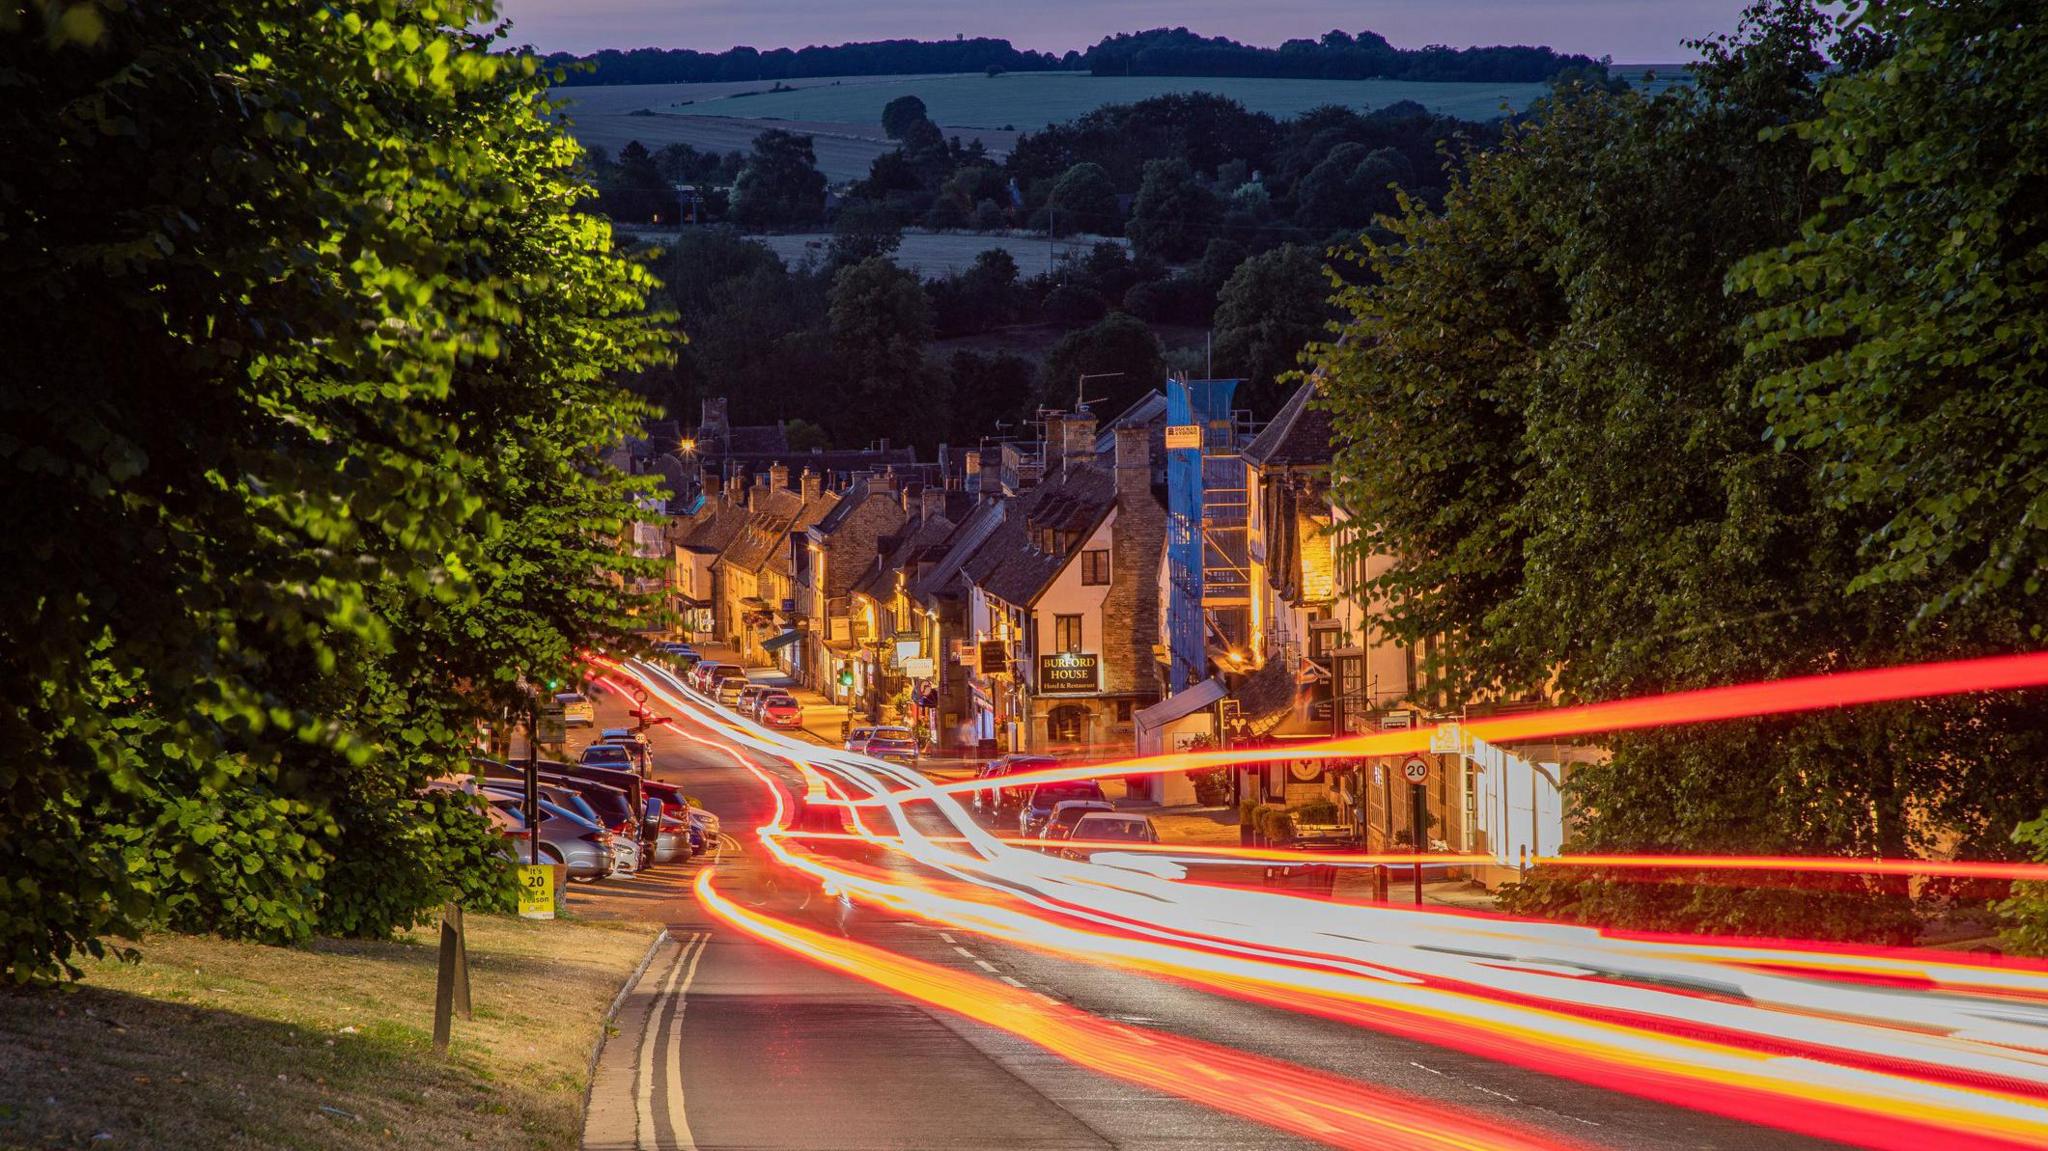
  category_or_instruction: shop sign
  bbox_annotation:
[901,657,935,678]
[1037,651,1101,695]
[979,640,1009,675]
[1428,722,1466,755]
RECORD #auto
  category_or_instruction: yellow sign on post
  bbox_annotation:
[516,864,556,920]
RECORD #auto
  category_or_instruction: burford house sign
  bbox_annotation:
[1037,651,1101,695]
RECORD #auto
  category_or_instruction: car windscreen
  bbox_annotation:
[1033,783,1103,805]
[869,728,913,742]
[1073,817,1149,840]
[581,745,631,766]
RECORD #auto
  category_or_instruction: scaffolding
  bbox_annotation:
[1165,379,1259,693]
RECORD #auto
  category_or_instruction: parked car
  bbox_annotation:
[690,662,732,692]
[733,683,771,715]
[844,726,876,753]
[643,778,720,855]
[1058,813,1161,857]
[596,729,651,774]
[1019,779,1108,838]
[578,742,634,771]
[713,674,750,707]
[863,726,918,764]
[975,755,1059,816]
[758,692,803,729]
[486,795,614,880]
[556,691,595,727]
[1039,799,1118,843]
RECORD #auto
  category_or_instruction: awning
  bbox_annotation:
[1134,677,1227,737]
[762,629,801,653]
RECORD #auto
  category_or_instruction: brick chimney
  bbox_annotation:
[871,468,898,495]
[800,467,822,503]
[698,466,718,504]
[723,471,744,508]
[899,481,923,519]
[1046,411,1098,476]
[962,450,982,492]
[1114,426,1149,496]
[747,470,770,512]
[922,487,947,523]
[769,462,790,492]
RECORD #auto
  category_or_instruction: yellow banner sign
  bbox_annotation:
[516,864,556,920]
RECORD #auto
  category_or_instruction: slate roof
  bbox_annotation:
[766,489,840,577]
[1242,380,1334,468]
[717,488,805,575]
[853,513,957,601]
[962,465,1118,608]
[680,500,749,554]
[909,500,1005,604]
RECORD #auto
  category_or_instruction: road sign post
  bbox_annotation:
[1403,756,1429,906]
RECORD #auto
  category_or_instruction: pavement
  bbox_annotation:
[574,675,1852,1151]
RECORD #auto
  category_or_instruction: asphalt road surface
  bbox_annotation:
[579,689,1857,1151]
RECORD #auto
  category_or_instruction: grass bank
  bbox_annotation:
[0,915,659,1150]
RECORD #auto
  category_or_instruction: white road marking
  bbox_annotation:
[635,935,695,1150]
[1409,1061,1445,1077]
[952,946,977,960]
[999,976,1027,988]
[939,932,958,944]
[974,959,999,973]
[665,930,711,1150]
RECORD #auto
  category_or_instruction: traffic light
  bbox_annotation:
[545,677,560,691]
[838,668,854,687]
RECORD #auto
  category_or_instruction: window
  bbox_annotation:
[1081,549,1110,585]
[1115,698,1134,722]
[1054,614,1084,653]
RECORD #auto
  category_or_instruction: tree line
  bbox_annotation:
[545,29,1604,88]
[1312,0,2048,949]
[546,37,1068,87]
[0,2,672,982]
[1077,27,1603,82]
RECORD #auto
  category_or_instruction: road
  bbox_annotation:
[579,677,1874,1151]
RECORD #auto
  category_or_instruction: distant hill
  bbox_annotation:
[549,30,1606,88]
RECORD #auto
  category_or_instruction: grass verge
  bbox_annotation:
[0,915,659,1150]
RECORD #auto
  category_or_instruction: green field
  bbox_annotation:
[660,71,1555,129]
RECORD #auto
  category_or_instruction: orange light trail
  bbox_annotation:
[928,651,2048,797]
[603,656,2048,1150]
[691,867,1593,1151]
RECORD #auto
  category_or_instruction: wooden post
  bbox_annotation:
[433,901,471,1055]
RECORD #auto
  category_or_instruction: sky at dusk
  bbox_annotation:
[493,1,1758,65]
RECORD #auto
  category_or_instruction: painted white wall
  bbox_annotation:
[1031,511,1116,670]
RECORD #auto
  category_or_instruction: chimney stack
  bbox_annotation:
[1114,426,1150,497]
[962,451,982,492]
[800,467,822,503]
[922,487,947,523]
[1062,410,1099,475]
[872,468,898,495]
[724,470,743,508]
[900,481,923,518]
[748,470,769,512]
[769,462,790,492]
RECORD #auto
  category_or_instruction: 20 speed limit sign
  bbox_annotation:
[1402,756,1429,783]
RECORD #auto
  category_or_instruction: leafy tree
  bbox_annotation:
[829,201,905,268]
[1295,143,1413,230]
[1313,0,2048,942]
[1126,157,1222,264]
[731,129,827,227]
[1046,162,1119,235]
[597,139,682,224]
[881,94,931,139]
[0,1,669,980]
[947,351,1039,442]
[785,418,832,453]
[930,248,1026,336]
[1212,244,1335,415]
[1731,0,2048,626]
[1040,313,1166,417]
[828,257,940,449]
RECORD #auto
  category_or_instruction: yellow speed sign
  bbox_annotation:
[516,864,556,919]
